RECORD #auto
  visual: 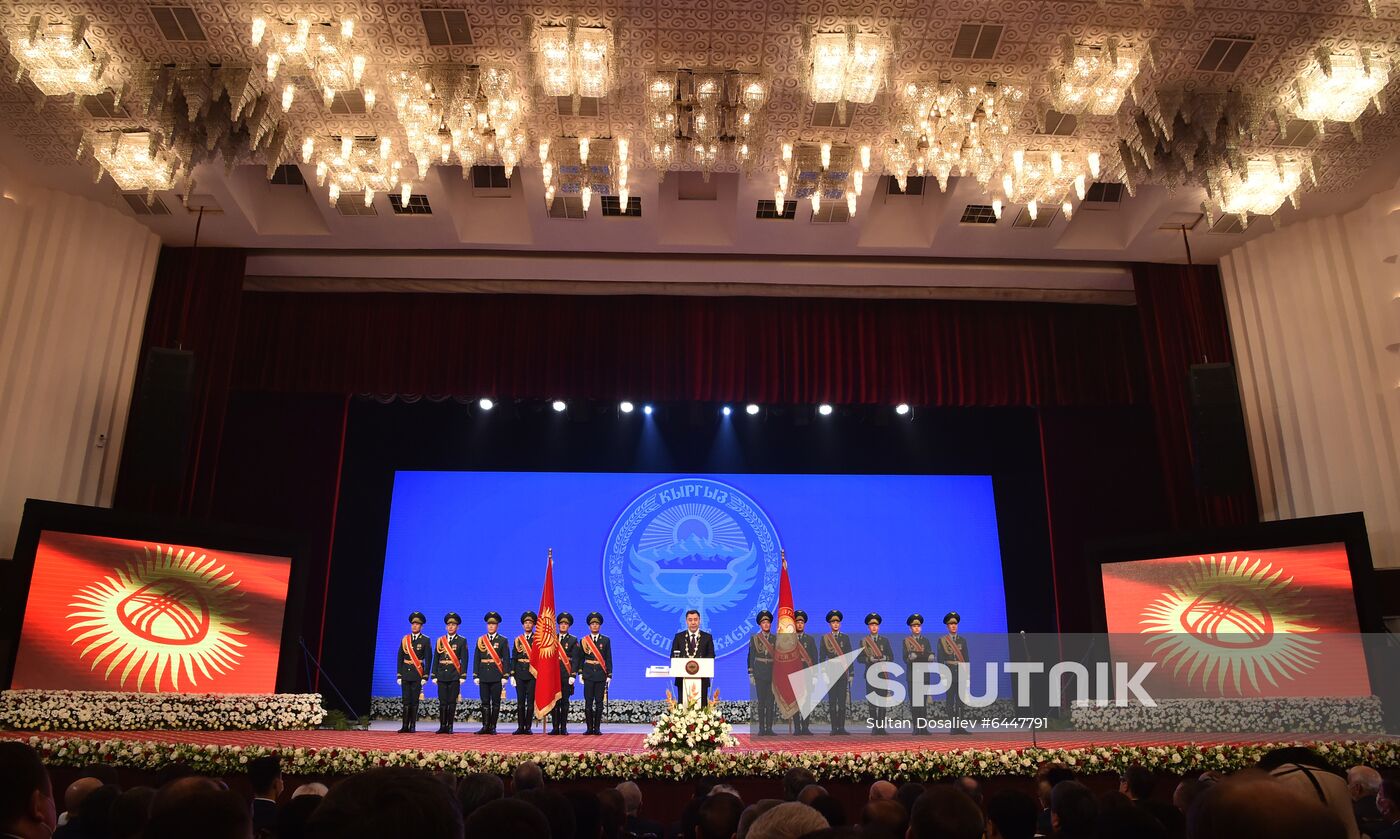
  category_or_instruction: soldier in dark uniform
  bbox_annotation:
[431,612,469,734]
[471,611,509,735]
[511,611,537,735]
[551,612,582,735]
[903,613,934,736]
[580,612,613,735]
[856,612,895,735]
[821,610,852,735]
[937,611,971,735]
[792,610,818,735]
[396,611,432,733]
[747,610,776,736]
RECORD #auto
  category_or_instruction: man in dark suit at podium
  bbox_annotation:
[669,609,715,706]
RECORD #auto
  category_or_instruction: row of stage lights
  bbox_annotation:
[473,398,914,417]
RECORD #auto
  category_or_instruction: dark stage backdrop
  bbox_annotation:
[115,251,1256,708]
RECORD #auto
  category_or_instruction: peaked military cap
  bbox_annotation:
[826,609,844,622]
[907,613,924,627]
[557,612,574,626]
[409,611,427,624]
[483,611,502,624]
[794,610,809,622]
[586,611,604,625]
[865,612,883,626]
[756,610,774,623]
[444,612,463,625]
[520,610,538,624]
[943,611,961,625]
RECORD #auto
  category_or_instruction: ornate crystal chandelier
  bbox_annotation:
[312,135,409,208]
[539,136,628,213]
[644,70,767,177]
[7,15,112,98]
[772,141,868,218]
[1205,155,1311,225]
[808,30,889,107]
[380,65,528,181]
[887,80,1026,192]
[995,148,1104,221]
[535,23,612,100]
[1050,37,1144,117]
[1286,49,1390,126]
[85,130,186,193]
[251,16,369,112]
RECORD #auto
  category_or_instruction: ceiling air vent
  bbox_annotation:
[1197,37,1254,73]
[1209,213,1246,234]
[151,6,206,41]
[952,24,1003,60]
[330,91,367,115]
[810,203,850,223]
[1158,212,1203,231]
[336,194,378,216]
[421,9,472,46]
[1083,182,1123,203]
[1012,206,1058,228]
[959,204,998,225]
[83,90,126,118]
[601,196,641,216]
[1276,118,1318,148]
[389,193,432,215]
[556,96,601,117]
[269,164,306,186]
[887,176,925,195]
[810,102,856,128]
[1040,109,1078,136]
[548,196,586,219]
[121,193,171,215]
[756,200,797,220]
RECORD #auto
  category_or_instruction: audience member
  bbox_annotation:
[0,742,57,839]
[1096,790,1165,839]
[984,788,1037,839]
[516,787,576,839]
[247,754,283,836]
[1049,780,1097,839]
[907,786,983,839]
[1347,765,1384,836]
[894,783,925,816]
[1120,763,1184,837]
[737,800,783,839]
[616,779,664,838]
[595,787,625,839]
[1036,765,1075,835]
[796,785,827,806]
[513,760,546,792]
[292,782,328,798]
[806,795,844,828]
[955,776,981,806]
[76,765,120,785]
[746,801,828,839]
[459,772,506,821]
[1260,748,1360,839]
[858,799,907,839]
[1373,778,1400,839]
[274,793,322,839]
[711,784,743,802]
[782,769,818,801]
[72,784,121,839]
[868,780,897,802]
[304,767,462,839]
[108,785,156,839]
[565,788,604,839]
[145,785,252,839]
[675,779,721,839]
[1187,771,1347,839]
[1172,779,1205,816]
[696,791,744,839]
[56,777,101,830]
[464,798,551,839]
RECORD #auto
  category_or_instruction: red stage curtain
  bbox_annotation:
[1132,263,1257,530]
[231,292,1147,407]
[114,247,245,518]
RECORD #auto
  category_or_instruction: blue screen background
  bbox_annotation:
[371,471,1007,699]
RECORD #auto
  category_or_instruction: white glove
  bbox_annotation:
[510,677,517,687]
[568,677,575,686]
[431,678,437,684]
[606,678,611,686]
[396,677,401,685]
[473,678,479,685]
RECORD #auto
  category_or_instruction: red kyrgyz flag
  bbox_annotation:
[772,551,804,719]
[530,550,564,720]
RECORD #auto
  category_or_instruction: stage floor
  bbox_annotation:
[7,723,1374,756]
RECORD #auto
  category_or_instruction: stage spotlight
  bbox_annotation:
[478,398,494,411]
[551,400,567,412]
[818,403,834,416]
[746,404,760,415]
[721,405,732,416]
[895,403,910,416]
[643,404,654,415]
[620,401,635,414]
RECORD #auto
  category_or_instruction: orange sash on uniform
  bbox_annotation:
[824,633,845,657]
[439,634,463,673]
[794,633,814,667]
[582,634,608,677]
[754,633,774,656]
[558,636,575,675]
[862,635,886,661]
[479,634,506,675]
[941,635,966,663]
[403,634,425,678]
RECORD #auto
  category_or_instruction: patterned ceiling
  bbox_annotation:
[0,0,1397,230]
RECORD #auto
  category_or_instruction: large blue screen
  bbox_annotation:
[371,472,1007,699]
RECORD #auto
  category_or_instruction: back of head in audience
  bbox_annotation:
[465,797,551,839]
[0,742,57,838]
[516,787,576,839]
[985,788,1038,839]
[1378,778,1399,820]
[75,783,121,835]
[697,791,744,839]
[63,776,103,819]
[1121,764,1156,801]
[869,781,897,802]
[956,777,981,806]
[460,772,506,820]
[1096,790,1165,839]
[616,780,643,815]
[596,787,625,839]
[248,754,283,799]
[746,801,829,839]
[797,785,827,806]
[807,796,844,828]
[1346,766,1381,801]
[145,784,251,839]
[894,783,925,816]
[782,769,818,801]
[513,760,546,793]
[1173,778,1205,814]
[737,799,784,839]
[1050,780,1098,839]
[564,789,604,839]
[1188,772,1347,839]
[907,786,984,839]
[292,782,328,799]
[304,767,462,839]
[109,785,156,839]
[275,793,323,839]
[859,798,907,839]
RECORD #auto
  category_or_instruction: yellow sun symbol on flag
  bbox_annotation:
[1139,555,1320,695]
[67,545,249,691]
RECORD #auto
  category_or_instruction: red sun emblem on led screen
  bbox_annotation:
[1101,544,1369,697]
[10,532,292,694]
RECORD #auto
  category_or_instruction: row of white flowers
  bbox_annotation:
[1070,697,1386,734]
[642,701,739,752]
[0,690,325,731]
[12,734,1399,781]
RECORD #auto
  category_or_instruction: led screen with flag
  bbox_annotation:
[11,532,292,694]
[1100,543,1370,698]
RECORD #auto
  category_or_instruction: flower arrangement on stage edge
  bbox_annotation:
[10,734,1400,782]
[642,690,738,753]
[0,690,325,732]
